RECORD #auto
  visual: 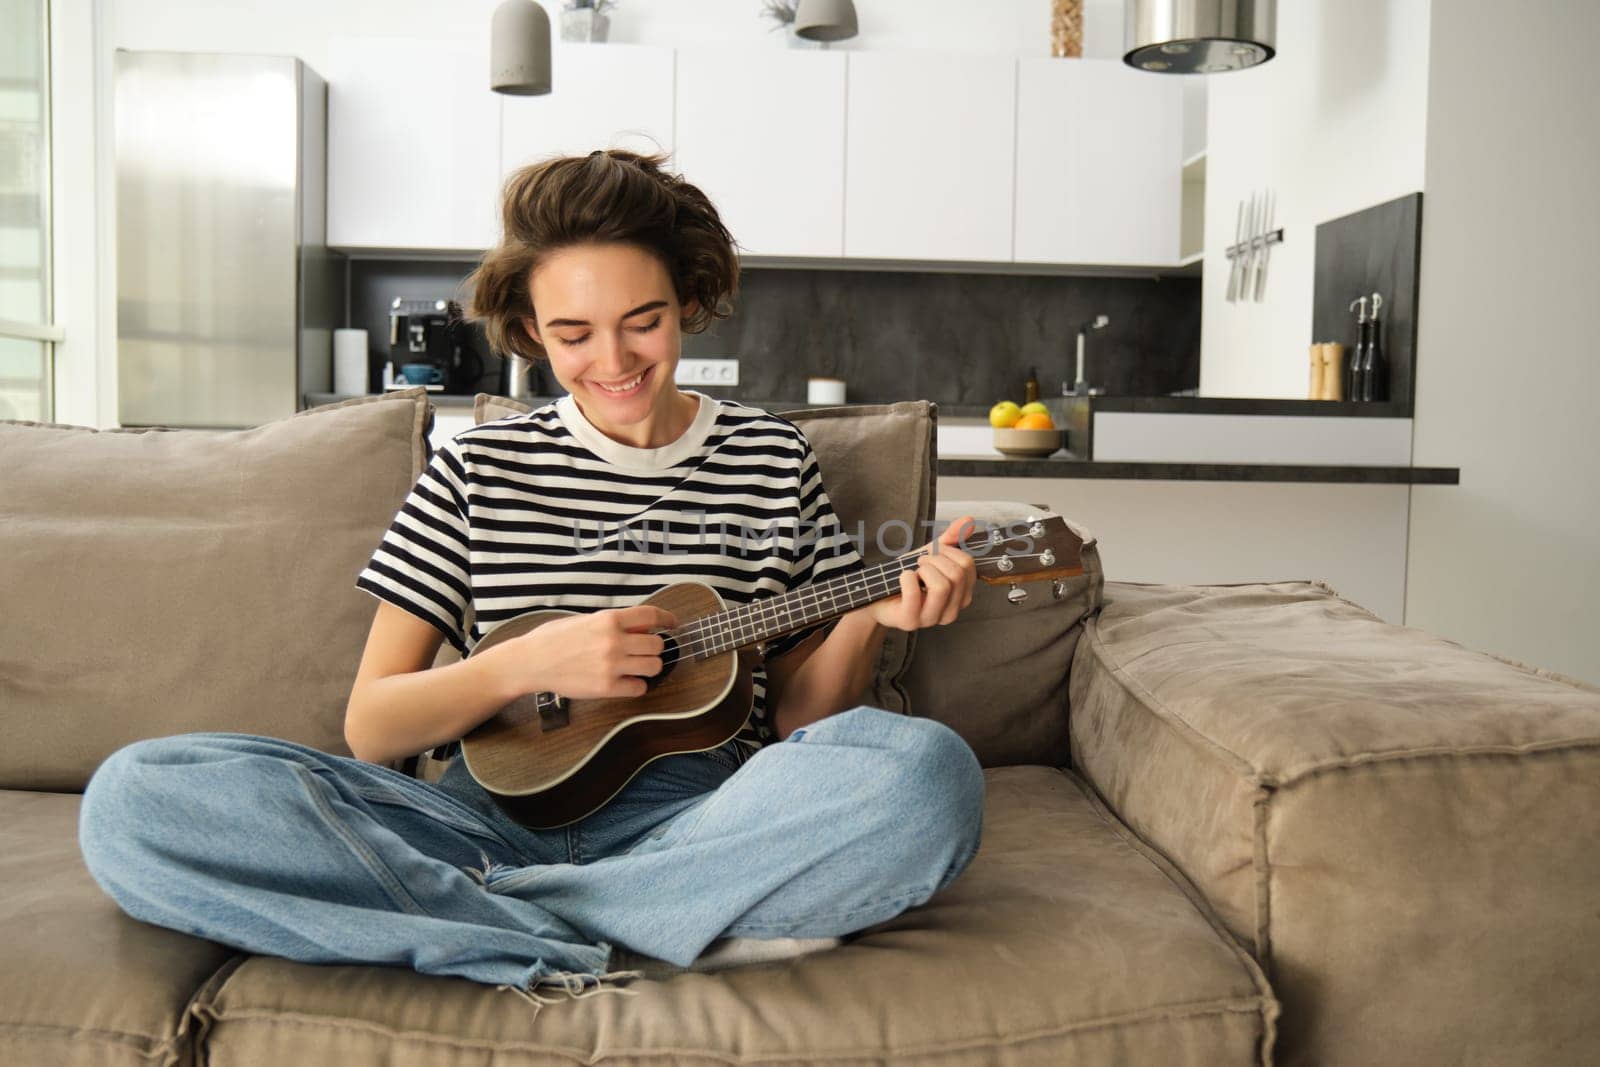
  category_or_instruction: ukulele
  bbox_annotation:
[460,515,1085,828]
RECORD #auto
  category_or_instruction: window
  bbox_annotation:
[0,0,58,421]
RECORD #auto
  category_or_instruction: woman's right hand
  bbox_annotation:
[486,604,678,701]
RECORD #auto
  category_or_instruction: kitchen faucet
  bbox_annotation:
[1068,315,1110,397]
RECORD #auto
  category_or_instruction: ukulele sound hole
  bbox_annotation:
[646,631,681,690]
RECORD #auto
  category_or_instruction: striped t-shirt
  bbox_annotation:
[355,390,864,750]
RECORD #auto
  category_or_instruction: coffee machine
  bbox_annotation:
[388,298,493,394]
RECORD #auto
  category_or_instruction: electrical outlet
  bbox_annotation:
[675,358,739,387]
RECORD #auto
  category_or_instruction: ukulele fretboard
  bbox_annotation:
[674,553,920,657]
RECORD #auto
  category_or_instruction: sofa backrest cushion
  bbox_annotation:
[472,393,937,714]
[900,500,1104,767]
[0,391,431,791]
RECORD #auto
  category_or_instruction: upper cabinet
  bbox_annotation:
[502,44,675,172]
[844,53,1017,263]
[324,45,1188,269]
[675,49,847,258]
[326,37,501,252]
[1014,59,1184,266]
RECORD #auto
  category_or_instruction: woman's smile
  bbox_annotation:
[589,366,651,397]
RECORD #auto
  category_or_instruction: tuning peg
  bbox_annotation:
[1007,586,1029,606]
[1051,578,1067,599]
[996,556,1014,573]
[1040,550,1055,567]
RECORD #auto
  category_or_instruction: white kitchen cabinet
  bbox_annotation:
[844,53,1017,263]
[1014,59,1183,266]
[502,44,675,174]
[326,37,501,251]
[674,49,846,258]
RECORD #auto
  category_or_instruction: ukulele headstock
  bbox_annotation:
[961,514,1086,590]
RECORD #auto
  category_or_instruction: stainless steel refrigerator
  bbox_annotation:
[115,50,339,428]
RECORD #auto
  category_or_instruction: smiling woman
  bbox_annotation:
[77,146,985,1001]
[464,151,740,448]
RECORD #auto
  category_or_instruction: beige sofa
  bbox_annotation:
[3,388,1598,1066]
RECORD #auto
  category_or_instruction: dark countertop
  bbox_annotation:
[862,396,1416,418]
[311,393,1414,419]
[1080,396,1414,418]
[309,391,862,414]
[938,453,1457,484]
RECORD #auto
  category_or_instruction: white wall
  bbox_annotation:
[943,475,1411,624]
[55,0,1132,428]
[1405,1,1600,685]
[1199,0,1430,398]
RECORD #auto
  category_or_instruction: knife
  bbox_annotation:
[1226,198,1245,302]
[1254,189,1274,301]
[1242,192,1259,300]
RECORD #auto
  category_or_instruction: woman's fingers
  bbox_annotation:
[934,543,976,612]
[623,631,667,656]
[915,554,956,628]
[617,604,677,632]
[623,653,665,679]
[898,568,924,629]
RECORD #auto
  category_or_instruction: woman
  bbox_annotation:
[78,150,984,1000]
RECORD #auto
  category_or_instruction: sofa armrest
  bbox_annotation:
[1069,579,1600,1067]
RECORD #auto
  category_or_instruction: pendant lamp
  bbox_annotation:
[1125,0,1276,74]
[491,0,553,95]
[794,0,859,43]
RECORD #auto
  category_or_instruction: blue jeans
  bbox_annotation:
[78,706,984,992]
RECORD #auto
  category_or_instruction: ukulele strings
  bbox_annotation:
[662,553,918,666]
[650,538,1048,669]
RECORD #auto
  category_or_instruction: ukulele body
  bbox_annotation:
[460,581,757,829]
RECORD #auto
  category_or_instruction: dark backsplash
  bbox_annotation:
[1312,192,1422,408]
[345,259,1200,406]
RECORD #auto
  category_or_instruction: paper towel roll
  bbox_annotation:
[334,329,369,396]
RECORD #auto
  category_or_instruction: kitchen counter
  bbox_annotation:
[936,452,1457,484]
[307,391,879,413]
[938,399,1457,483]
[1071,396,1414,418]
[311,393,1415,418]
[307,392,1459,485]
[896,397,1415,419]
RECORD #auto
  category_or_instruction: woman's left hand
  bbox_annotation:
[864,515,978,631]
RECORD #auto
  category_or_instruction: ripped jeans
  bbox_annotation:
[77,706,985,993]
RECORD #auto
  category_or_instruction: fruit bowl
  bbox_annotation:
[992,427,1064,457]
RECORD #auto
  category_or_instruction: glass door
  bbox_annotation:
[0,0,59,422]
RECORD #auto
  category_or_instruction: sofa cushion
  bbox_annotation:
[189,766,1275,1066]
[0,391,431,791]
[0,789,235,1067]
[1069,579,1600,1067]
[904,499,1103,767]
[471,393,937,713]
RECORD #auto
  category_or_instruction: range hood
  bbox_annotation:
[1124,0,1276,74]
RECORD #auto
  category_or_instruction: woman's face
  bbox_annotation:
[524,242,696,447]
